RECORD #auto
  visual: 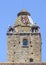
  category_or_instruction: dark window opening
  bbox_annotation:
[30,41,31,43]
[14,45,16,47]
[19,41,20,44]
[31,27,39,33]
[25,60,27,62]
[8,26,14,32]
[29,58,33,62]
[31,53,33,54]
[31,28,34,32]
[30,45,32,47]
[14,52,16,54]
[35,28,38,32]
[23,39,28,46]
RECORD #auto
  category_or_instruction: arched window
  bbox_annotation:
[23,39,28,46]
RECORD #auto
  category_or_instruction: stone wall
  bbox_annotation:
[7,33,41,62]
[0,62,46,65]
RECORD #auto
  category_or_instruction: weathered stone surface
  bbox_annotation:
[0,62,46,65]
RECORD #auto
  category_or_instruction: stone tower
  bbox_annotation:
[7,10,42,63]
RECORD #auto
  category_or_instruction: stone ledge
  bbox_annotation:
[7,32,40,35]
[0,62,46,65]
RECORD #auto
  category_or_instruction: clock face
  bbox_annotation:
[21,16,29,24]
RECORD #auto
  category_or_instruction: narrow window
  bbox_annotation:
[23,39,28,46]
[19,41,20,44]
[14,52,16,54]
[25,60,27,62]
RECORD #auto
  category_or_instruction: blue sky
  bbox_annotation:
[0,0,46,62]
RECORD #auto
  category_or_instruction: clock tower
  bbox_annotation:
[7,10,42,63]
